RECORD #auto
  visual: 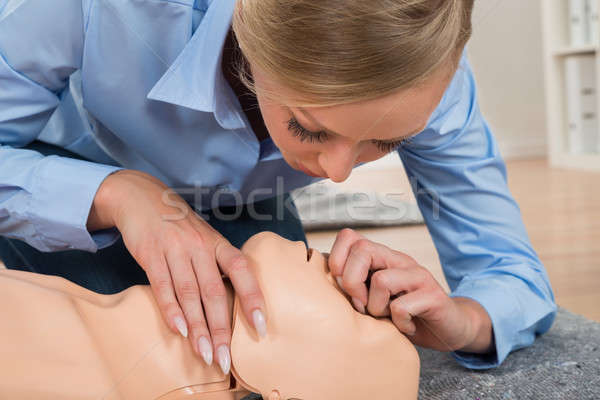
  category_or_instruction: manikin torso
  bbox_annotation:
[0,232,419,400]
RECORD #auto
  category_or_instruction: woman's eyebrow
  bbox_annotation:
[296,107,425,142]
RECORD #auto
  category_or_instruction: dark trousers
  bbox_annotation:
[0,141,306,295]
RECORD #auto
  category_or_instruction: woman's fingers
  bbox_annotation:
[192,243,232,376]
[390,289,454,348]
[369,267,452,344]
[367,265,428,317]
[329,229,372,312]
[365,268,394,318]
[328,228,363,277]
[145,253,188,338]
[390,296,417,336]
[338,239,376,309]
[329,229,421,315]
[390,288,437,320]
[166,246,213,366]
[328,229,482,350]
[214,238,267,339]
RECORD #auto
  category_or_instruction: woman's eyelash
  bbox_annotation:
[287,117,327,143]
[371,138,410,153]
[286,116,412,151]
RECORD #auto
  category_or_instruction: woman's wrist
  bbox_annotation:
[87,170,124,232]
[453,297,494,354]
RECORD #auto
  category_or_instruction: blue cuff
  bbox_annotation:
[29,155,123,252]
[449,278,522,370]
[90,227,122,250]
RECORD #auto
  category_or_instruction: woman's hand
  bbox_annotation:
[328,228,493,353]
[87,170,267,374]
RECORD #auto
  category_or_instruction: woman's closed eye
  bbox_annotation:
[287,116,327,143]
[286,116,410,153]
[372,138,409,153]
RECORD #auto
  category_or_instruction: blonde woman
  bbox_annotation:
[0,0,555,377]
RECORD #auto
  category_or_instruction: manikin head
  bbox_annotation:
[230,232,420,400]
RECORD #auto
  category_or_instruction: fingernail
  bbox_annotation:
[217,344,231,375]
[336,276,343,288]
[174,316,188,338]
[198,336,213,366]
[253,309,267,339]
[407,329,416,336]
[351,297,366,314]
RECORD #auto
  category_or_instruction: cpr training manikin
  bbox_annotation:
[0,231,419,400]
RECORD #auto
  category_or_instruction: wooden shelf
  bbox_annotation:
[542,0,600,171]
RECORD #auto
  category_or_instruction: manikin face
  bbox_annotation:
[250,62,454,182]
[230,232,419,400]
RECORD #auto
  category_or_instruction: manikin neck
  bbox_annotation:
[157,279,254,400]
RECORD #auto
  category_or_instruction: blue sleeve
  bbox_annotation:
[0,0,122,252]
[397,52,557,369]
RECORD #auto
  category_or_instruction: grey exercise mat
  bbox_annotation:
[241,308,600,399]
[291,183,424,231]
[417,307,600,399]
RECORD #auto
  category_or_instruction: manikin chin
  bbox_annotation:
[0,232,419,400]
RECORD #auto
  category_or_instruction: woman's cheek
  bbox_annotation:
[357,147,389,164]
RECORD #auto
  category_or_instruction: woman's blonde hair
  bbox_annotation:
[231,0,474,107]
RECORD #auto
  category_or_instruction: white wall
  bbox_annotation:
[364,0,548,170]
[467,0,548,159]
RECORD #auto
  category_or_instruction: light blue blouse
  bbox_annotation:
[0,0,556,369]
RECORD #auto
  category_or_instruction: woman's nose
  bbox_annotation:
[318,143,359,183]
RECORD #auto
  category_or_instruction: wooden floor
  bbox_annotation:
[1,159,598,321]
[307,158,600,322]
